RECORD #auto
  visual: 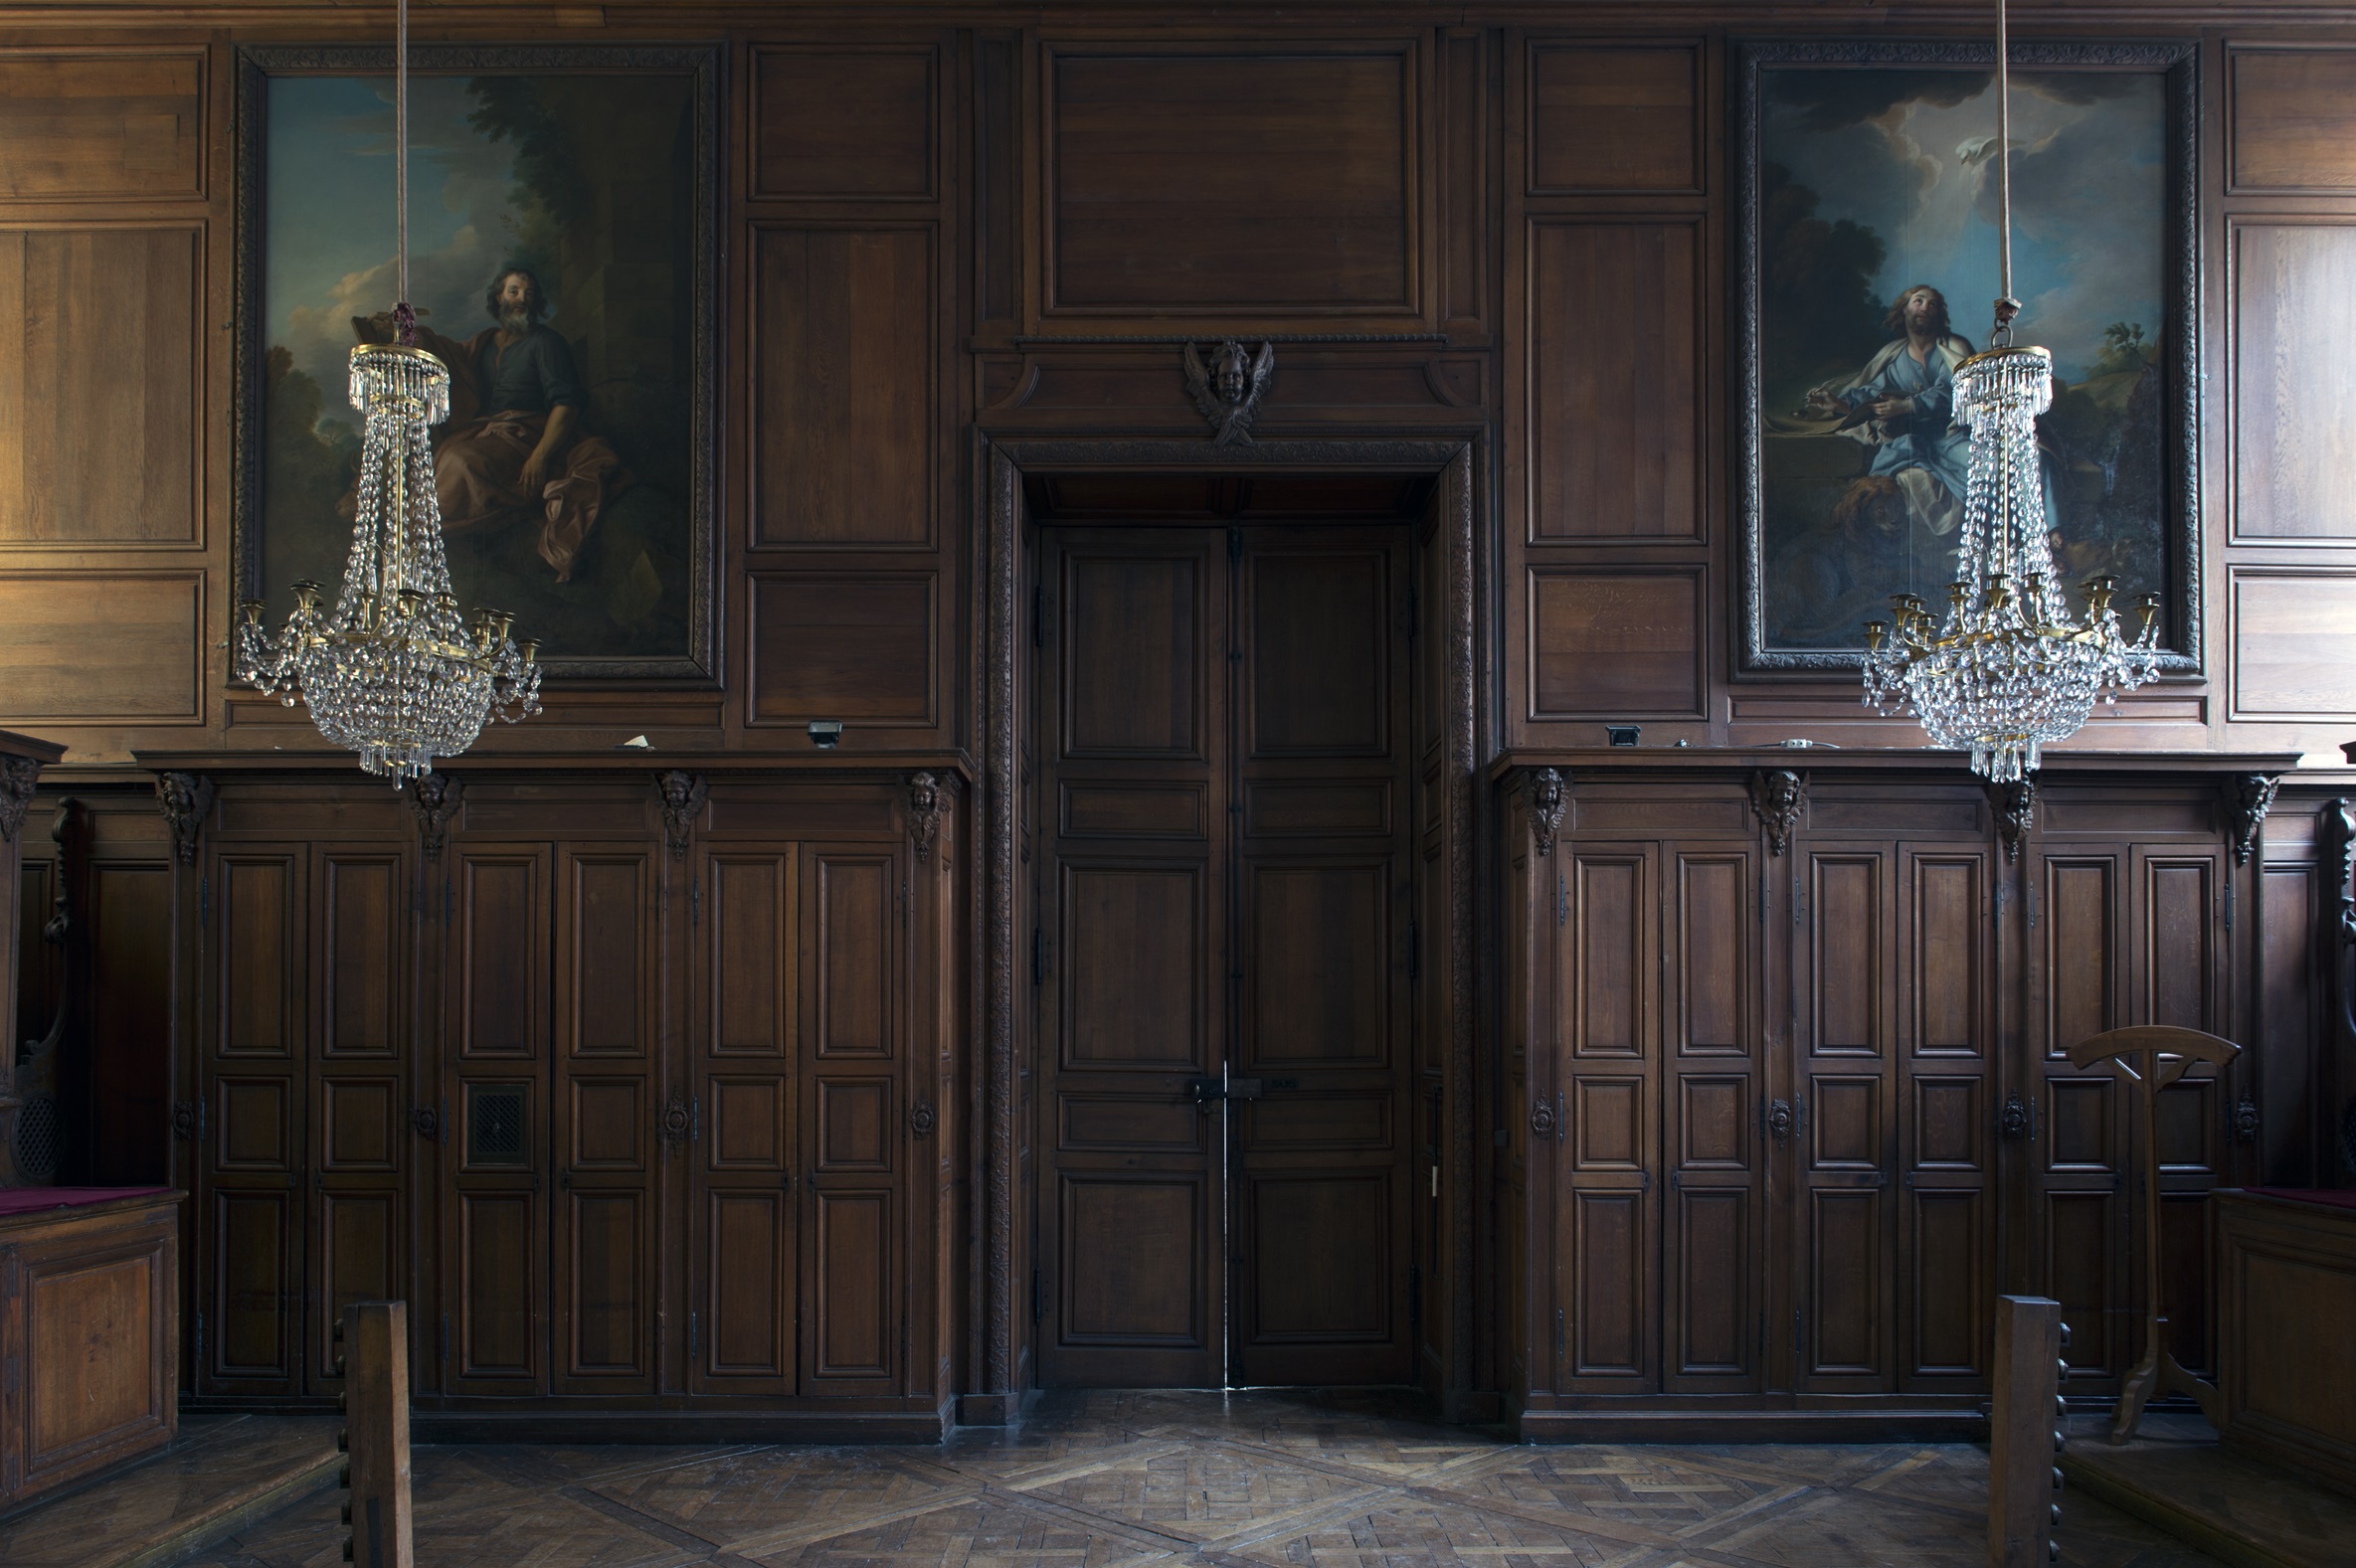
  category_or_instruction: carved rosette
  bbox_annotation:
[653,771,707,858]
[909,772,946,862]
[1529,1098,1555,1138]
[1528,768,1567,858]
[1991,778,2035,864]
[660,1094,692,1148]
[2234,1096,2261,1143]
[172,1101,198,1141]
[0,755,41,845]
[156,772,214,866]
[1748,770,1806,857]
[909,1098,937,1137]
[2228,775,2279,867]
[408,773,461,863]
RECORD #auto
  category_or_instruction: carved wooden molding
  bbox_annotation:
[1182,339,1274,444]
[909,1099,937,1137]
[908,772,946,862]
[0,755,39,844]
[1992,779,2035,864]
[1747,769,1806,857]
[156,772,214,866]
[408,774,461,863]
[653,771,707,858]
[1528,768,1566,858]
[2228,775,2279,867]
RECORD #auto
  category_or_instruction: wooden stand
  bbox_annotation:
[2065,1026,2242,1443]
[1988,1295,2066,1568]
[337,1302,414,1568]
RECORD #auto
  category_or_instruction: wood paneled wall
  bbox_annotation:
[0,16,2351,763]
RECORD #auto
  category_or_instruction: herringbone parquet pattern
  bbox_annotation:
[166,1391,2223,1568]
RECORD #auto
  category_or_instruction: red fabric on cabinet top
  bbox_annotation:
[0,1185,174,1218]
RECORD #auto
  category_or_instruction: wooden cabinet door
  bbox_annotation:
[802,847,901,1395]
[1791,841,1898,1393]
[200,850,306,1396]
[2026,839,2132,1388]
[1661,841,1762,1395]
[442,845,550,1398]
[1229,529,1413,1387]
[307,846,411,1397]
[551,845,658,1396]
[690,849,799,1397]
[1896,842,1996,1393]
[1036,528,1229,1389]
[1554,843,1660,1394]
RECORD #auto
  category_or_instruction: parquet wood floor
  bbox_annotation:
[150,1392,2222,1568]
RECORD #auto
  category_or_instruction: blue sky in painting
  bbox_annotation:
[267,75,525,433]
[1763,69,2163,383]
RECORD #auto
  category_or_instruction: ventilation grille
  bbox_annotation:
[467,1085,527,1166]
[13,1093,60,1184]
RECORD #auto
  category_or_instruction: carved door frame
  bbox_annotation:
[972,434,1486,1420]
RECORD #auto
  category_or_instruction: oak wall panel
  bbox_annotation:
[0,228,199,546]
[752,47,936,200]
[0,54,203,200]
[1529,569,1702,718]
[747,573,937,727]
[1528,44,1702,195]
[2230,50,2356,192]
[0,572,200,722]
[2230,570,2356,719]
[1528,220,1701,541]
[754,227,935,549]
[1045,46,1417,315]
[2232,222,2356,540]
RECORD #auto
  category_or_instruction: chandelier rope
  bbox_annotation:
[236,0,539,784]
[1858,0,2160,783]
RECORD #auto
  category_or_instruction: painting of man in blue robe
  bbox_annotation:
[1755,65,2168,653]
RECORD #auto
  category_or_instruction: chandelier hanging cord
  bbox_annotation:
[391,0,414,341]
[1992,0,2019,348]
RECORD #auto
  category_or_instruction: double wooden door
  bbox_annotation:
[1035,523,1416,1387]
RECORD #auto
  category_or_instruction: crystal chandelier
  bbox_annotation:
[1859,0,2161,783]
[235,0,538,784]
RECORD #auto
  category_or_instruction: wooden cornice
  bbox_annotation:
[1488,745,2310,783]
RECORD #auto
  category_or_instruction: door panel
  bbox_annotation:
[1664,845,1760,1393]
[309,848,408,1395]
[445,846,549,1396]
[1038,528,1225,1389]
[691,850,797,1396]
[802,849,899,1394]
[553,847,656,1393]
[203,851,303,1394]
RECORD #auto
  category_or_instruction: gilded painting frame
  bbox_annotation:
[233,44,719,680]
[1733,39,2200,674]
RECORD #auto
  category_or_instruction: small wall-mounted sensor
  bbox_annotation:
[808,721,844,749]
[1605,725,1641,748]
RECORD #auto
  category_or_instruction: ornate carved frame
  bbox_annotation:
[975,434,1485,1415]
[1732,39,2203,676]
[230,44,722,680]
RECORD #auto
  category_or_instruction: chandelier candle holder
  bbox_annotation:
[233,0,538,783]
[1857,0,2161,783]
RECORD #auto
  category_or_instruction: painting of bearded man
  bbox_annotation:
[355,265,628,584]
[243,50,715,677]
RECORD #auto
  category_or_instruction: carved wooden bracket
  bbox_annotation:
[0,755,40,844]
[156,772,214,866]
[1991,778,2035,864]
[2228,775,2279,866]
[1748,770,1806,857]
[653,771,707,858]
[1528,768,1566,858]
[910,1099,937,1137]
[408,773,461,863]
[2325,799,2356,949]
[909,772,946,862]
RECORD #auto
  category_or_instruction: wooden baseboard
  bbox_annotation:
[408,1407,952,1444]
[1520,1408,1987,1443]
